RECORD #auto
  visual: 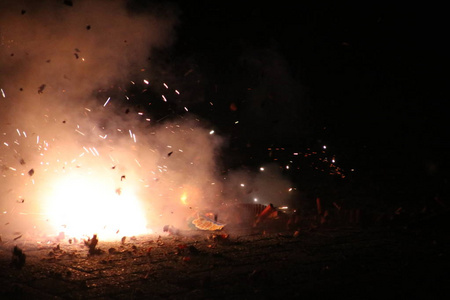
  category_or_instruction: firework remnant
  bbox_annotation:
[11,246,26,269]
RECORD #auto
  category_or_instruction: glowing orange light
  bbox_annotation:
[43,172,149,241]
[180,191,188,205]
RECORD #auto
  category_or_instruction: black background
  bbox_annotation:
[128,1,449,205]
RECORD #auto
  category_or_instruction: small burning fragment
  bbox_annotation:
[253,204,278,227]
[11,246,26,269]
[38,84,46,94]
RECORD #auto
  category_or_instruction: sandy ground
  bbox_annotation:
[1,213,449,299]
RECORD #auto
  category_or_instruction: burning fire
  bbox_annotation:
[43,172,149,240]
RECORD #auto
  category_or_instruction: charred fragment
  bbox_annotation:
[28,168,34,176]
[85,234,102,255]
[37,84,46,94]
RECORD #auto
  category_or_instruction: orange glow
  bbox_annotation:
[43,172,149,241]
[180,191,188,205]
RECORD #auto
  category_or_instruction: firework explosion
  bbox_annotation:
[0,0,225,241]
[0,0,299,244]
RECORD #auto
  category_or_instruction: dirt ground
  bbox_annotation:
[1,212,449,300]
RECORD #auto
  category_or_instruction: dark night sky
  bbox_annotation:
[133,1,449,198]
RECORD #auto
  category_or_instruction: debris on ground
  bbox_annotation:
[190,215,226,231]
[84,234,102,255]
[11,246,26,269]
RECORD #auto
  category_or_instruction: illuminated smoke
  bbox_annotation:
[1,1,295,241]
[0,0,224,240]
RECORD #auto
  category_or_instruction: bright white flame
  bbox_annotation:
[44,173,148,241]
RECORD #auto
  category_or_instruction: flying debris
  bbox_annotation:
[86,25,91,30]
[38,84,46,94]
[19,159,26,165]
[21,9,26,15]
[121,175,126,181]
[167,151,173,157]
[28,168,34,176]
[63,0,73,7]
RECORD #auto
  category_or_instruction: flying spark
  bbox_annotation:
[103,97,111,107]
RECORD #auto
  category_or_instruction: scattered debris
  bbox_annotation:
[84,234,102,255]
[163,225,180,235]
[11,246,26,269]
[188,245,200,255]
[191,215,226,231]
[253,203,276,227]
